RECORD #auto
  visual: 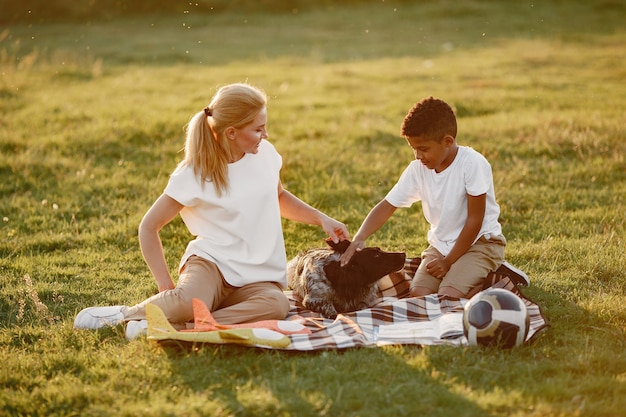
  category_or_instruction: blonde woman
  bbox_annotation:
[75,83,350,339]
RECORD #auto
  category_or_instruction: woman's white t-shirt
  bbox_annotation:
[164,139,287,288]
[385,146,502,257]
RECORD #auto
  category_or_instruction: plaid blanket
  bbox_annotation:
[281,257,549,351]
[149,258,549,350]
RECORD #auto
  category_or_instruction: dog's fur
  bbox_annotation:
[287,239,406,318]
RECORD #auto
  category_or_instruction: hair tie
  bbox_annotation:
[204,107,212,117]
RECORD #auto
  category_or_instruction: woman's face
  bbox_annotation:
[228,107,268,161]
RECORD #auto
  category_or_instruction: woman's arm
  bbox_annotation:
[138,194,184,292]
[277,181,350,243]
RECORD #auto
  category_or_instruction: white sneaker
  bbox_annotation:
[497,261,530,286]
[125,320,148,340]
[74,306,125,329]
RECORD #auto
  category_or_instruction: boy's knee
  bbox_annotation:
[410,286,435,297]
[438,286,466,299]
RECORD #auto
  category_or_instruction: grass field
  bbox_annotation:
[1,1,625,416]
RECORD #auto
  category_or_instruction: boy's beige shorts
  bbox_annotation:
[411,234,506,296]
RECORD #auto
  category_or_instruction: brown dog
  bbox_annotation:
[287,239,406,318]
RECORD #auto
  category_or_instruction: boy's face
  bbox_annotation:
[406,135,457,173]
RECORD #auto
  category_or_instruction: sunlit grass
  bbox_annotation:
[1,1,625,416]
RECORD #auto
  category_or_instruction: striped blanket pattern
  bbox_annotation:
[281,257,549,351]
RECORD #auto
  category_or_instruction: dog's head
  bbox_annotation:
[323,238,406,289]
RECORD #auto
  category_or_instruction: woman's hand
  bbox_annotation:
[277,180,351,243]
[320,215,350,243]
[157,279,176,293]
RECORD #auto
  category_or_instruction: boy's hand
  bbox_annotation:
[340,240,365,266]
[426,258,452,279]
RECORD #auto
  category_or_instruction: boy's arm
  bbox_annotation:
[426,193,486,279]
[340,199,397,266]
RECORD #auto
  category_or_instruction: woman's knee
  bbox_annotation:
[153,289,195,323]
[265,290,290,318]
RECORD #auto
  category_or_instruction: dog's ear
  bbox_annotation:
[325,238,351,254]
[323,260,344,285]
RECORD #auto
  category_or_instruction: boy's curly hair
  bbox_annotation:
[401,97,457,141]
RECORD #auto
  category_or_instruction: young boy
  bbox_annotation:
[340,96,527,298]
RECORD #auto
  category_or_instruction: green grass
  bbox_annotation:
[1,1,626,416]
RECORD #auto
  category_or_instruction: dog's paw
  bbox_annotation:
[356,302,370,311]
[303,297,338,319]
[319,305,338,319]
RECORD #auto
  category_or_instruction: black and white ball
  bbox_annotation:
[463,288,530,348]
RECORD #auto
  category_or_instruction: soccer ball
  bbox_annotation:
[463,288,530,348]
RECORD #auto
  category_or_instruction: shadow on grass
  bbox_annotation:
[418,283,626,415]
[158,342,493,416]
[149,279,625,416]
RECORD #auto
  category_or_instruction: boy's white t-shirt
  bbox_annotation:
[164,139,287,288]
[385,146,502,257]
